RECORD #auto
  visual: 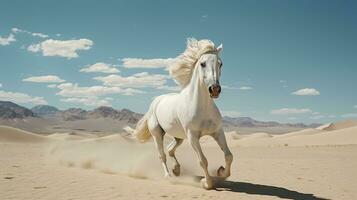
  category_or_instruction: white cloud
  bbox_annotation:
[279,80,288,88]
[23,75,65,83]
[156,85,181,91]
[310,115,325,120]
[60,97,111,107]
[0,34,16,46]
[0,90,47,105]
[28,39,93,59]
[222,84,253,90]
[119,88,145,96]
[94,72,168,88]
[11,28,22,33]
[354,105,357,109]
[287,117,297,120]
[271,108,312,115]
[201,15,209,22]
[27,44,41,52]
[239,86,253,90]
[47,84,57,88]
[56,82,144,107]
[310,113,335,120]
[221,85,238,90]
[221,110,241,118]
[291,88,320,96]
[80,62,119,74]
[341,113,357,118]
[56,83,143,98]
[121,58,175,69]
[11,27,48,38]
[31,32,48,38]
[0,83,2,88]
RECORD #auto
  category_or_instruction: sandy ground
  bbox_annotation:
[1,122,357,200]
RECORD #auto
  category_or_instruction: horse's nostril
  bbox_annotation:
[208,86,213,93]
[217,85,221,93]
[209,85,221,95]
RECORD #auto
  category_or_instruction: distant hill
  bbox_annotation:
[223,116,319,129]
[0,101,35,119]
[222,116,320,134]
[59,108,88,121]
[56,106,143,123]
[31,105,59,117]
[0,100,320,134]
[87,106,142,123]
[0,101,144,133]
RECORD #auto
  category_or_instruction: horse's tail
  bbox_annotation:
[130,106,154,143]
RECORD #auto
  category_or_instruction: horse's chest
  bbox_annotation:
[200,119,219,132]
[189,117,221,134]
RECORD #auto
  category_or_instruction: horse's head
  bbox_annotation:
[197,44,223,99]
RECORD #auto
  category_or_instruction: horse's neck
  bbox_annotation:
[182,66,213,109]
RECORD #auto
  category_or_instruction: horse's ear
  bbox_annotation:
[217,43,223,52]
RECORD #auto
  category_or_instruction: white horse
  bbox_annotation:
[132,38,233,189]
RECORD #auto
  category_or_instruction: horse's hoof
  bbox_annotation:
[217,166,225,177]
[200,178,213,190]
[172,165,180,176]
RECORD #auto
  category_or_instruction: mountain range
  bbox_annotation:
[0,101,320,134]
[30,104,142,123]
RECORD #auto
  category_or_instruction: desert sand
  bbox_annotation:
[1,122,357,200]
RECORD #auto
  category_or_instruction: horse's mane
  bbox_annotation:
[169,38,217,88]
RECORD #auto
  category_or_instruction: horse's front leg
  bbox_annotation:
[187,130,213,189]
[213,129,233,178]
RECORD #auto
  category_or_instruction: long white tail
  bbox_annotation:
[130,107,153,143]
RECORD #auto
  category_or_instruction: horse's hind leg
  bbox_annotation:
[149,121,170,177]
[167,137,183,176]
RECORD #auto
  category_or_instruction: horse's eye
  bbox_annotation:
[220,62,223,68]
[200,62,206,67]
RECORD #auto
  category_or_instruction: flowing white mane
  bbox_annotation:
[169,38,218,88]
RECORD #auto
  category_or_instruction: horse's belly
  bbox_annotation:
[159,118,186,139]
[165,124,186,139]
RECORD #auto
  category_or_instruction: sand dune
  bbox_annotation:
[317,120,357,131]
[275,128,322,137]
[1,124,357,199]
[47,123,357,185]
[242,132,272,139]
[0,126,48,143]
[226,131,242,140]
[47,132,98,141]
[225,125,357,147]
[199,123,357,148]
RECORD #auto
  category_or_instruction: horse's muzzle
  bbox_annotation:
[208,84,221,98]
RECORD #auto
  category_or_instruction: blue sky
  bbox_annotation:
[0,0,356,123]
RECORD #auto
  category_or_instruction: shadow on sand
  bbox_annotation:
[194,176,330,200]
